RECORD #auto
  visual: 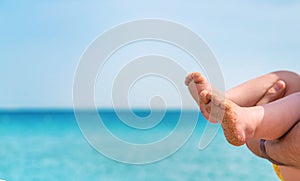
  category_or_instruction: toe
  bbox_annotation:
[185,73,193,86]
[256,80,286,105]
[200,90,211,104]
[192,72,204,84]
[274,80,286,92]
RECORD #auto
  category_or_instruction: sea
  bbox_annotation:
[0,110,278,181]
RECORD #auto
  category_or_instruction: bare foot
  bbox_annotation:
[185,72,218,122]
[185,72,283,146]
[245,80,286,158]
[185,72,211,100]
[256,80,286,106]
[200,90,263,146]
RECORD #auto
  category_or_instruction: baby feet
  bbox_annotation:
[185,72,260,146]
[185,72,288,146]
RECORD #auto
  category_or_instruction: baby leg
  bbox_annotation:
[200,91,300,146]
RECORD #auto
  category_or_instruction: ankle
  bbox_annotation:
[247,106,264,140]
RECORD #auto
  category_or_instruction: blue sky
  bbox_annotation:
[1,1,300,109]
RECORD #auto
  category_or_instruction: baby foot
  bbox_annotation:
[256,80,286,106]
[185,72,215,120]
[185,72,211,94]
[200,90,260,146]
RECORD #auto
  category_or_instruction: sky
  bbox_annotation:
[1,0,300,109]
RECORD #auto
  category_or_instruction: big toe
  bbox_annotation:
[256,80,286,106]
[192,72,205,84]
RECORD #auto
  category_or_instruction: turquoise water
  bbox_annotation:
[0,110,278,181]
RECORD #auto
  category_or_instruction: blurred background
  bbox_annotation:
[1,0,299,109]
[0,0,299,180]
